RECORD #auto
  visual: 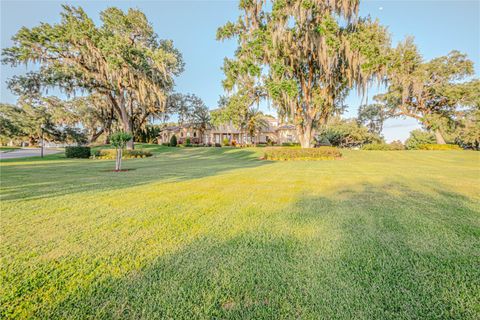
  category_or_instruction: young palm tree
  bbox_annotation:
[245,108,269,145]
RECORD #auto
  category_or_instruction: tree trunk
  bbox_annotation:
[115,148,123,171]
[117,95,134,150]
[434,129,446,144]
[118,149,122,171]
[28,136,36,147]
[115,149,119,171]
[90,129,104,144]
[297,123,314,148]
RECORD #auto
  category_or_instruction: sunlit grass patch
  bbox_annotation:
[1,147,479,319]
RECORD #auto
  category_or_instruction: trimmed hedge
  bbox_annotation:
[362,142,405,151]
[417,144,462,150]
[263,147,341,161]
[170,135,177,147]
[93,149,153,159]
[65,146,91,158]
[281,142,301,147]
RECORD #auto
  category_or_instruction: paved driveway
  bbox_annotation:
[0,148,62,159]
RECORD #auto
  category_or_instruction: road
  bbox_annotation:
[0,148,62,159]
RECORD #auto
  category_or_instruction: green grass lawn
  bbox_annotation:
[1,146,479,319]
[0,146,21,153]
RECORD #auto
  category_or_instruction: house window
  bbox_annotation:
[193,132,197,138]
[187,132,190,138]
[287,135,293,142]
[180,132,184,137]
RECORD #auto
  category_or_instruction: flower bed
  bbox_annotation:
[263,147,341,160]
[417,144,462,150]
[93,149,152,159]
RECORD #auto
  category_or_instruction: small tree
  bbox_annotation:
[405,130,435,150]
[170,134,177,147]
[110,131,133,171]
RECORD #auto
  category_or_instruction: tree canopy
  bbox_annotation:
[2,5,184,148]
[376,37,478,144]
[217,0,390,147]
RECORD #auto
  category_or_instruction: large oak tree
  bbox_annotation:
[2,5,183,148]
[376,37,478,144]
[217,0,390,147]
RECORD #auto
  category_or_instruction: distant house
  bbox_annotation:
[157,117,298,145]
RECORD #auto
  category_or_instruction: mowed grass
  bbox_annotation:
[0,147,21,153]
[1,146,479,319]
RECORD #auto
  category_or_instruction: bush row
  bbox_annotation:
[65,146,91,158]
[93,149,153,159]
[263,147,341,161]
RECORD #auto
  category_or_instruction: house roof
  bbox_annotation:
[160,126,181,132]
[276,124,296,130]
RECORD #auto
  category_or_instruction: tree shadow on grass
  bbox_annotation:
[1,148,271,201]
[22,182,479,319]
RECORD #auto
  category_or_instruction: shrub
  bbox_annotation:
[317,118,382,148]
[417,144,462,150]
[65,146,91,158]
[282,142,301,147]
[263,147,341,160]
[405,130,435,149]
[315,136,332,147]
[389,140,405,150]
[186,137,191,145]
[170,135,177,147]
[362,142,405,151]
[222,138,230,146]
[161,142,170,146]
[93,149,152,159]
[215,143,222,147]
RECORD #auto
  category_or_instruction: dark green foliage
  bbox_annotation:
[170,135,177,147]
[318,118,383,148]
[93,149,152,159]
[417,144,462,150]
[405,130,436,150]
[281,142,301,147]
[65,146,91,158]
[161,142,170,147]
[135,125,161,144]
[186,137,191,145]
[357,103,386,135]
[0,101,87,145]
[315,136,332,147]
[263,147,341,160]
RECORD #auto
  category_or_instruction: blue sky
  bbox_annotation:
[1,0,479,141]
